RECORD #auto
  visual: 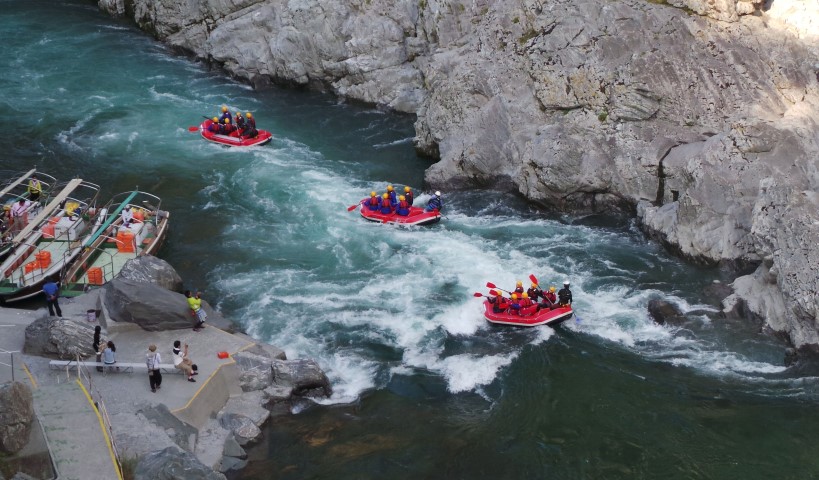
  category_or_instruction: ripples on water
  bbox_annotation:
[4,1,819,478]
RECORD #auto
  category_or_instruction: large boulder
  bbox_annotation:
[0,382,34,454]
[134,447,226,480]
[119,256,183,293]
[103,279,203,331]
[217,414,261,446]
[271,359,332,398]
[103,278,234,332]
[24,317,99,359]
[233,352,273,392]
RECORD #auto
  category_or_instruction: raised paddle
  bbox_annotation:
[485,282,511,294]
[529,274,539,285]
[347,203,360,211]
[474,290,502,298]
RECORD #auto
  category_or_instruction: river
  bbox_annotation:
[2,1,818,478]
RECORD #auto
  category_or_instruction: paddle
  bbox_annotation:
[473,290,502,298]
[529,274,539,285]
[347,203,360,212]
[187,126,199,132]
[485,282,511,294]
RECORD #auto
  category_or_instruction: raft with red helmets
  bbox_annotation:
[482,300,574,327]
[358,201,441,226]
[199,119,273,147]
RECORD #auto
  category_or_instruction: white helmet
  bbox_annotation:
[563,280,570,286]
[434,191,441,196]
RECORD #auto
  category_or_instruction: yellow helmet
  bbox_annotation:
[511,293,518,300]
[370,191,376,197]
[531,283,538,288]
[404,186,411,192]
[516,281,522,287]
[382,193,388,199]
[522,293,529,299]
[225,119,231,124]
[549,286,556,292]
[236,112,241,116]
[387,185,394,191]
[212,117,218,122]
[246,112,252,118]
[399,195,405,201]
[221,106,228,112]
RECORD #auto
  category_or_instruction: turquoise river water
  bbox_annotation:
[2,1,819,479]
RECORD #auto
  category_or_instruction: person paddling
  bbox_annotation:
[557,281,573,307]
[424,191,443,212]
[403,186,414,205]
[365,191,380,211]
[242,112,258,138]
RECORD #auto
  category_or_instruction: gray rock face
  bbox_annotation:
[99,0,819,345]
[134,447,227,480]
[272,358,332,398]
[23,316,99,359]
[0,382,34,454]
[218,414,261,446]
[103,278,201,331]
[233,352,274,392]
[119,256,184,293]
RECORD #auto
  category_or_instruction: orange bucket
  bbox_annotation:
[116,231,135,253]
[36,251,51,268]
[24,261,38,273]
[217,351,229,359]
[87,267,103,285]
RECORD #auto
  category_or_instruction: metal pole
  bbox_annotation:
[10,353,14,382]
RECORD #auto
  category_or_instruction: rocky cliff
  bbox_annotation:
[97,0,819,346]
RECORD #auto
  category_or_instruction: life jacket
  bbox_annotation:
[520,298,534,308]
[388,191,398,206]
[223,124,236,134]
[514,287,524,295]
[28,180,41,195]
[380,198,392,214]
[494,297,509,312]
[558,288,572,305]
[208,123,220,133]
[246,117,256,129]
[367,197,380,210]
[527,288,542,301]
[544,292,557,304]
[405,191,414,205]
[235,116,246,129]
[219,112,232,124]
[396,200,410,216]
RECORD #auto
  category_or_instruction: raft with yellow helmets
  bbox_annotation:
[198,115,272,147]
[353,186,441,226]
[477,280,574,327]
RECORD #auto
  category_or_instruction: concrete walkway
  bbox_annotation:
[32,381,121,480]
[2,288,271,475]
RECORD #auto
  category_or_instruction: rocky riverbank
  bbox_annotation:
[94,0,819,346]
[0,256,332,479]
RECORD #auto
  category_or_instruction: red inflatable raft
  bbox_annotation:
[359,202,441,226]
[199,119,272,147]
[482,300,574,327]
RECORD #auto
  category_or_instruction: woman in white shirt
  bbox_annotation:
[172,340,197,382]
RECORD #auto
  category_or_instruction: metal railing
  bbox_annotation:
[61,353,124,479]
[0,347,19,382]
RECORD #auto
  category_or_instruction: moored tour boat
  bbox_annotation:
[358,201,441,226]
[0,168,58,260]
[60,190,170,297]
[482,300,574,327]
[199,119,272,147]
[0,179,101,303]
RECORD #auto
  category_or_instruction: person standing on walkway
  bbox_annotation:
[146,344,162,392]
[186,290,207,331]
[42,280,62,317]
[92,326,104,372]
